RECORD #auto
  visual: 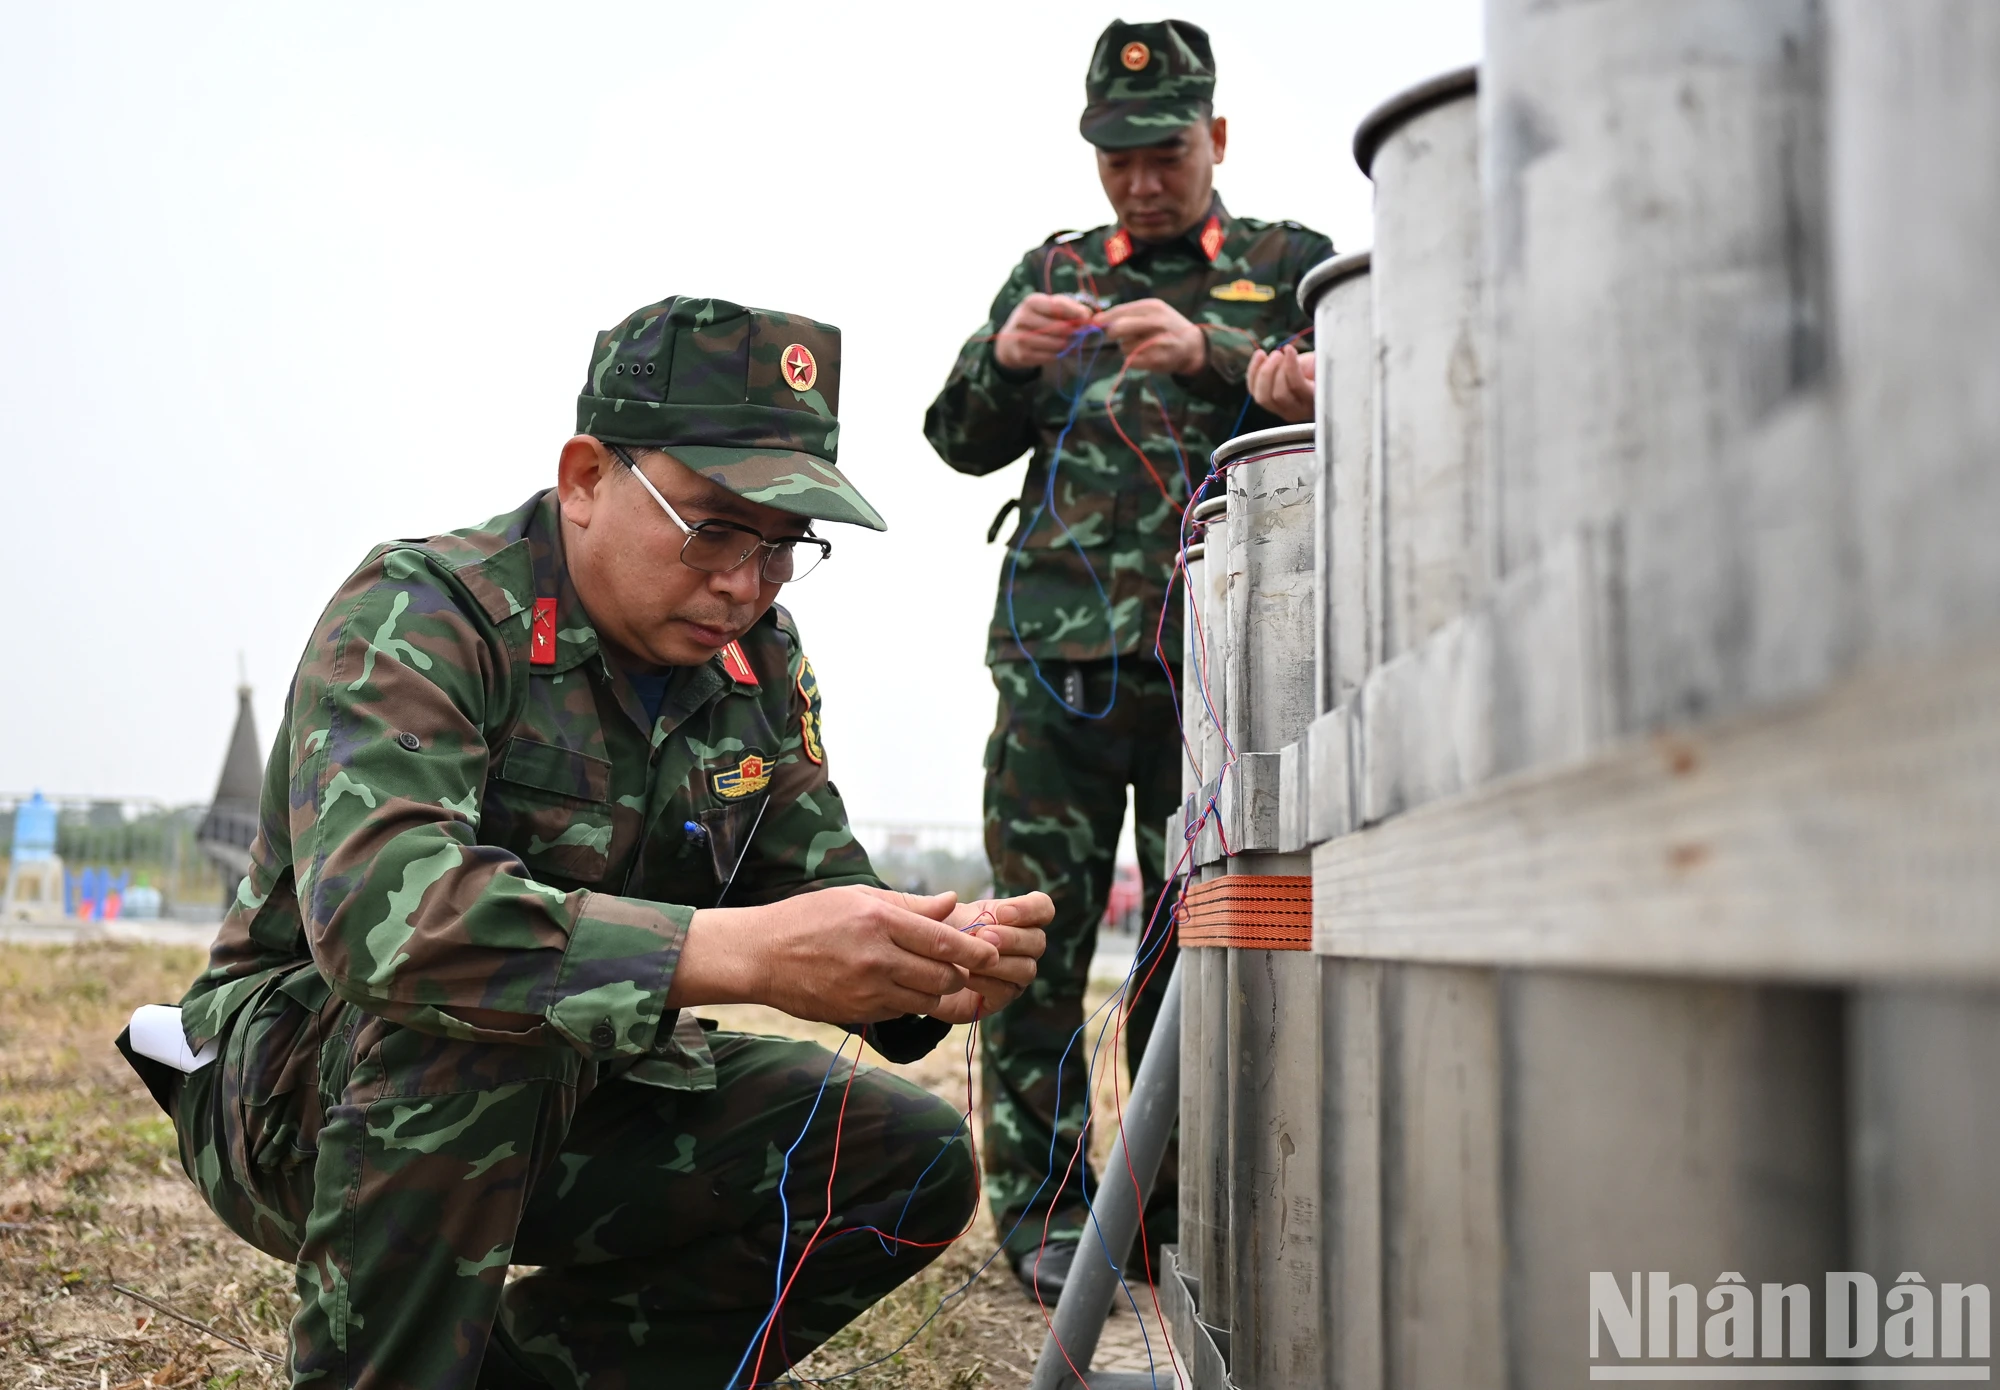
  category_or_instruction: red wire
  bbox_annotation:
[750,1039,865,1386]
[759,971,992,1384]
[1104,361,1181,508]
[1102,849,1196,1385]
[1031,846,1197,1390]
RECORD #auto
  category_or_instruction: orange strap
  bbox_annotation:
[1178,875,1312,950]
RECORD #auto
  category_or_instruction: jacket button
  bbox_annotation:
[591,1021,616,1049]
[397,732,421,751]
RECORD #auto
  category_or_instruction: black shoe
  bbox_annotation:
[1011,1237,1079,1303]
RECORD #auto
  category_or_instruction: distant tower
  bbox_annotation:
[196,679,264,909]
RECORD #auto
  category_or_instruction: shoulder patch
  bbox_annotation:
[795,655,824,765]
[719,641,759,686]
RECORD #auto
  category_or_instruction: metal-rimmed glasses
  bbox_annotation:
[611,445,832,584]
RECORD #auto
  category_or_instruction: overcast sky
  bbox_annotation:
[0,1,1481,831]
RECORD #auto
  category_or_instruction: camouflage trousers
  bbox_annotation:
[172,970,977,1390]
[980,658,1181,1260]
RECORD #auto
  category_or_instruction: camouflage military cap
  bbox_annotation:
[576,295,886,531]
[1080,19,1215,150]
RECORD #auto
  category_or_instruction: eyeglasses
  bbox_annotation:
[611,446,832,584]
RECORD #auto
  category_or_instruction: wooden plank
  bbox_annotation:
[1221,751,1282,853]
[1501,973,1847,1385]
[1229,949,1324,1390]
[1357,611,1494,824]
[1379,961,1504,1389]
[1277,740,1309,855]
[1307,706,1355,846]
[1322,957,1385,1390]
[1850,984,2000,1286]
[1315,639,2000,981]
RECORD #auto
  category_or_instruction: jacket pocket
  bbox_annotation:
[485,737,615,884]
[696,798,767,901]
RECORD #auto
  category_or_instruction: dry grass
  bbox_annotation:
[0,946,1151,1389]
[0,941,292,1390]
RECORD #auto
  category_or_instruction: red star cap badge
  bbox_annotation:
[780,343,818,392]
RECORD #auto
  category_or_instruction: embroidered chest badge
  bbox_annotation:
[1210,279,1276,303]
[712,754,773,800]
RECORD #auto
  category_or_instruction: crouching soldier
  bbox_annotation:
[139,297,1050,1389]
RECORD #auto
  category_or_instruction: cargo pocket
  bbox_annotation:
[486,736,615,884]
[209,976,326,1257]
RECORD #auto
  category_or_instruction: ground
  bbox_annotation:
[0,942,1181,1389]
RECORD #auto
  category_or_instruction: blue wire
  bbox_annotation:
[724,1038,854,1390]
[1003,327,1120,719]
[761,878,1192,1388]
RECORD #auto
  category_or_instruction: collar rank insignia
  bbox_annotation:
[530,598,557,666]
[796,656,824,765]
[1210,279,1276,303]
[712,753,772,800]
[719,641,759,686]
[1199,214,1225,262]
[1105,228,1133,268]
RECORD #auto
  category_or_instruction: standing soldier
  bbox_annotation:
[133,295,1051,1389]
[923,19,1330,1300]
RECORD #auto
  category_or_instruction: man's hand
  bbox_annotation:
[928,891,1053,1024]
[1247,345,1315,423]
[1093,299,1208,376]
[676,886,1005,1023]
[994,294,1096,373]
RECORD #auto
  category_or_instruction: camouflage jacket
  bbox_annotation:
[179,490,913,1092]
[924,197,1332,667]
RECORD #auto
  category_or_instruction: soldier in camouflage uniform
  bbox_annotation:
[146,296,1052,1389]
[922,19,1331,1297]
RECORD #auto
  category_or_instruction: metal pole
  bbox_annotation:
[1029,956,1184,1390]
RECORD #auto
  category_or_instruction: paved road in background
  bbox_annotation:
[4,921,1151,989]
[0,919,222,949]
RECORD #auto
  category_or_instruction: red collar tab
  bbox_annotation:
[1199,214,1225,262]
[719,641,759,686]
[530,598,557,667]
[1105,228,1133,268]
